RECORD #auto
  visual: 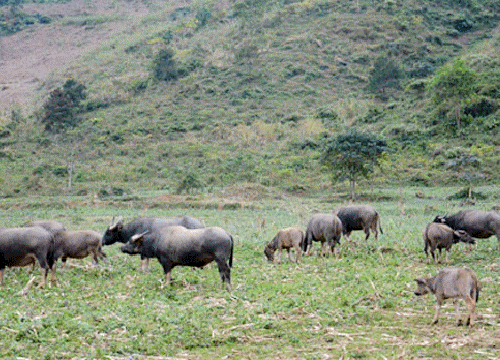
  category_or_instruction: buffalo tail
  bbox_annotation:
[229,235,234,268]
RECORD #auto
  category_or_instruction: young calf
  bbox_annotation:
[264,227,305,264]
[423,222,476,264]
[414,267,481,326]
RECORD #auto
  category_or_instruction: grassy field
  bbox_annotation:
[0,187,499,359]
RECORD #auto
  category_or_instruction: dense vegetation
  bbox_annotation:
[0,0,500,199]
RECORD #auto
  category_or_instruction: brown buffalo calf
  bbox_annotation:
[414,267,481,326]
[264,227,305,264]
[423,223,475,264]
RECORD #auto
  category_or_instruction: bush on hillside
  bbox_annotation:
[176,173,204,194]
[152,49,179,82]
[366,56,404,100]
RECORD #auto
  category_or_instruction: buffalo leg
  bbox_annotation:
[141,258,149,273]
[216,259,231,291]
[50,262,57,287]
[454,300,463,326]
[0,268,4,285]
[465,296,476,326]
[294,245,302,263]
[160,261,173,288]
[430,249,436,264]
[38,268,48,288]
[432,302,442,324]
[371,223,378,240]
[364,227,370,241]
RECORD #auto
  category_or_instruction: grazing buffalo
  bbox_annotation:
[414,267,481,326]
[103,216,205,271]
[53,230,107,270]
[0,227,56,288]
[423,223,476,264]
[434,210,500,250]
[333,205,383,241]
[121,226,233,290]
[264,227,305,263]
[302,213,342,257]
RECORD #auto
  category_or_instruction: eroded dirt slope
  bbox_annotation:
[0,0,154,111]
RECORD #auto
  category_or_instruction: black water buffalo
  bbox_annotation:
[434,210,500,250]
[121,226,233,290]
[302,213,342,257]
[333,205,383,241]
[103,216,204,271]
[423,222,476,264]
[0,227,56,288]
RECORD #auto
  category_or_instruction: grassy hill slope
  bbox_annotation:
[1,0,500,199]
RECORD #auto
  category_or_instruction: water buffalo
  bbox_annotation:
[333,205,383,241]
[53,230,107,270]
[264,227,305,263]
[20,220,66,271]
[302,213,342,257]
[434,210,500,250]
[423,222,476,264]
[0,227,56,288]
[103,216,205,271]
[414,267,481,326]
[121,226,233,290]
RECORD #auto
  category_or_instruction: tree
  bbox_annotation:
[320,129,392,199]
[426,58,477,131]
[366,56,403,100]
[41,79,86,133]
[42,88,75,132]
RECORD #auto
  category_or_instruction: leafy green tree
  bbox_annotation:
[42,88,75,132]
[366,56,403,100]
[41,80,87,133]
[426,58,477,131]
[321,129,392,199]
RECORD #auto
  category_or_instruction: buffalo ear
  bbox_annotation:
[414,278,425,285]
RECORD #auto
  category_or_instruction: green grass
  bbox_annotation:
[0,189,499,359]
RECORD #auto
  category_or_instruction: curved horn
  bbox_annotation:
[131,230,149,242]
[109,216,123,230]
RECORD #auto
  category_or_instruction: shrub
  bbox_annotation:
[152,49,179,82]
[176,173,204,194]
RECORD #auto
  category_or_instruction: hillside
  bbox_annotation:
[1,0,500,199]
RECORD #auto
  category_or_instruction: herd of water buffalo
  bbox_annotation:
[0,205,499,325]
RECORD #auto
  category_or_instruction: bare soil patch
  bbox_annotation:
[0,0,153,111]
